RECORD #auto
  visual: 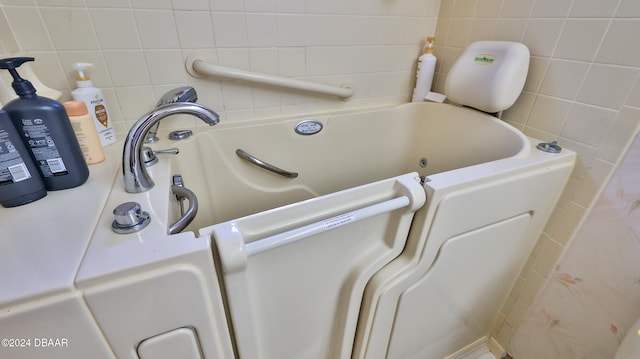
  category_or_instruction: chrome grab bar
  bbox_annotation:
[169,184,198,234]
[172,174,186,217]
[236,149,298,178]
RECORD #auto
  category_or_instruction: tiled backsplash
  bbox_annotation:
[433,0,640,352]
[0,0,440,134]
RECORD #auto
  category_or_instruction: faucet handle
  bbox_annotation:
[112,201,151,234]
[142,146,179,167]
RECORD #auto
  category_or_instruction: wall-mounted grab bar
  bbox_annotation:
[186,54,354,100]
[245,196,410,256]
[236,149,298,178]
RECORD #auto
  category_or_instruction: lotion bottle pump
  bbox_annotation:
[411,37,437,102]
[72,62,116,146]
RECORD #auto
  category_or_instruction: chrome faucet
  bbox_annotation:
[146,86,198,143]
[123,102,219,193]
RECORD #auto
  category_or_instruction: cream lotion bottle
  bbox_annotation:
[64,101,105,165]
[71,63,116,147]
[0,57,89,191]
[411,37,437,102]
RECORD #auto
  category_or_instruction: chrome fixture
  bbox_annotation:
[172,174,186,216]
[142,146,179,167]
[123,102,219,193]
[112,201,151,234]
[169,174,198,235]
[536,141,562,153]
[146,86,198,143]
[236,148,298,178]
[294,120,323,135]
[168,129,193,141]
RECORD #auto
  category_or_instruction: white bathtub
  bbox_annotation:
[174,102,527,228]
[168,102,573,358]
[78,102,575,359]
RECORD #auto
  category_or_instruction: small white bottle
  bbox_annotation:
[64,101,105,165]
[411,37,437,102]
[71,63,116,146]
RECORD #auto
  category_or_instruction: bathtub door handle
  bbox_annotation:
[169,184,198,234]
[245,196,410,256]
[204,172,426,271]
[236,149,299,178]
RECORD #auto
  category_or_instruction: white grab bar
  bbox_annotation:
[185,54,354,99]
[245,196,410,256]
[201,173,425,359]
[201,173,426,275]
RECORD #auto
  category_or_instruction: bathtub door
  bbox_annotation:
[198,173,425,359]
[352,157,575,359]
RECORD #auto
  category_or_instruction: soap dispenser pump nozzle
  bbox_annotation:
[0,57,37,97]
[73,62,93,80]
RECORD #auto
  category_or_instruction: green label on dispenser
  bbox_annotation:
[474,54,496,65]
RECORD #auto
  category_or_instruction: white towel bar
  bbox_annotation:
[245,196,410,256]
[186,54,354,99]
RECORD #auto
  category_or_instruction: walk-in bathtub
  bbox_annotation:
[77,102,575,359]
[173,102,529,227]
[172,101,574,358]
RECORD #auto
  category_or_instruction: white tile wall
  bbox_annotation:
[90,9,141,50]
[434,0,640,351]
[578,64,637,109]
[538,59,589,99]
[41,7,99,50]
[554,20,608,62]
[136,10,181,49]
[570,0,619,18]
[0,0,440,133]
[617,0,640,17]
[174,11,215,48]
[3,6,52,51]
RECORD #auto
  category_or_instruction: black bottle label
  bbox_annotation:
[20,118,68,177]
[0,129,32,185]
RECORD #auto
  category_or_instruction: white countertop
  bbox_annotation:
[0,144,121,308]
[75,145,212,289]
[0,135,215,308]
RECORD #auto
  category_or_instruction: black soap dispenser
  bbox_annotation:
[0,57,89,190]
[0,110,47,207]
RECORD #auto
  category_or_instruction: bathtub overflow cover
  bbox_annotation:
[295,120,323,135]
[536,141,562,153]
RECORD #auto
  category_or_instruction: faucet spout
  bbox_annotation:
[123,102,219,193]
[146,86,198,143]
